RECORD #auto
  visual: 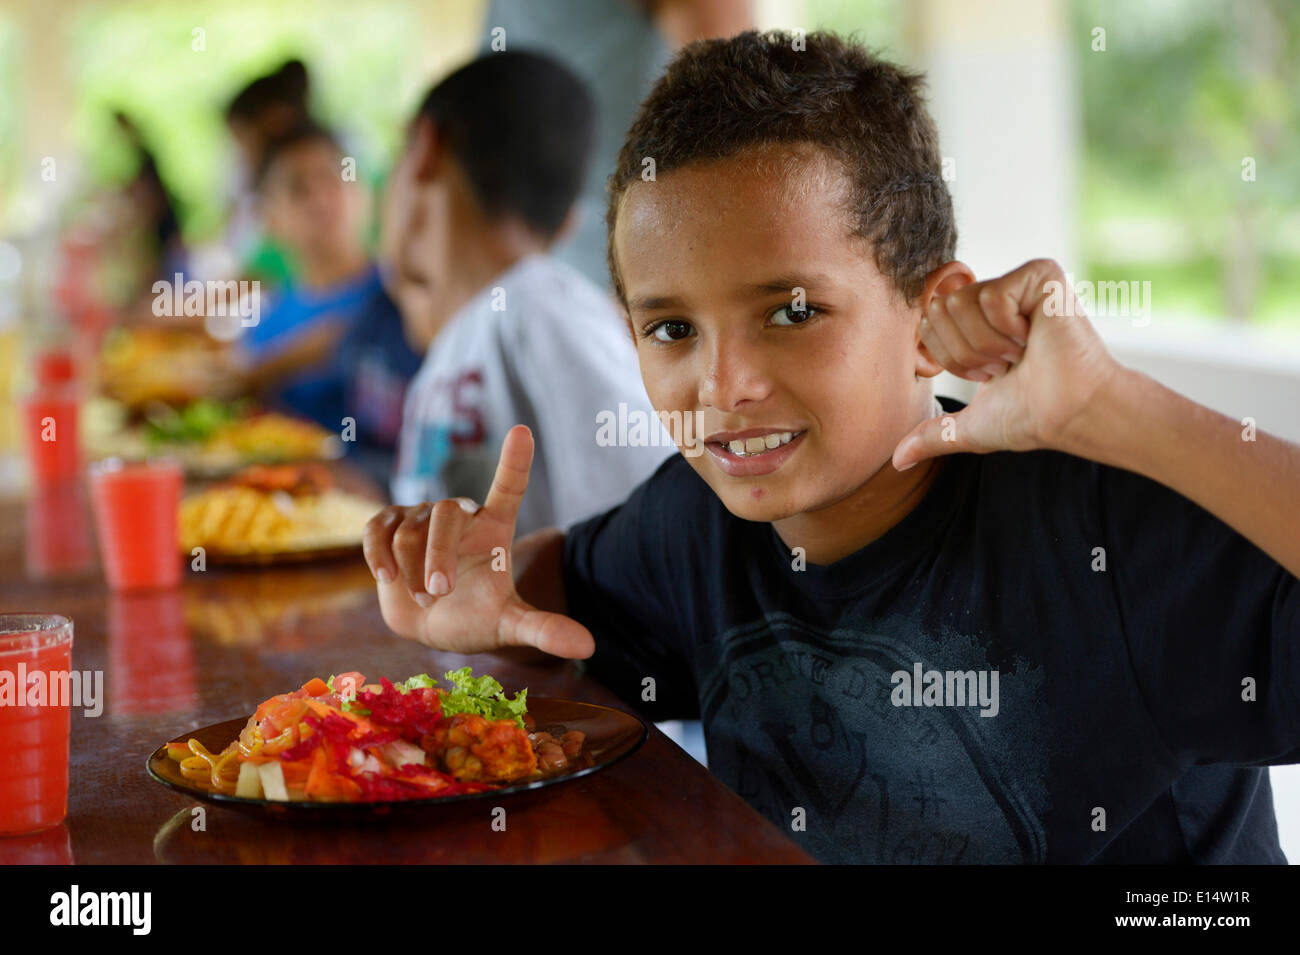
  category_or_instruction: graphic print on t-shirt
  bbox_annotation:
[697,611,1049,864]
[406,367,496,498]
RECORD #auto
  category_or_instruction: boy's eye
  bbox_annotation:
[648,320,694,343]
[770,304,818,326]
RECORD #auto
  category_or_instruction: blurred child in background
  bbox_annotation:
[234,121,421,487]
[381,51,671,535]
[223,59,312,288]
[112,111,188,285]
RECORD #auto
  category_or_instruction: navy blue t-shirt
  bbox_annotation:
[243,264,421,487]
[340,290,424,488]
[562,394,1299,863]
[243,264,390,427]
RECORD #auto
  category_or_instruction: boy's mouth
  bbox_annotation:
[705,429,806,476]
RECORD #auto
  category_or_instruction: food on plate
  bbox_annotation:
[99,327,236,408]
[228,462,336,495]
[141,397,249,447]
[197,410,338,463]
[87,396,341,475]
[163,668,587,801]
[178,464,378,556]
[143,399,339,464]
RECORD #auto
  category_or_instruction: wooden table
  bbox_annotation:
[0,482,813,865]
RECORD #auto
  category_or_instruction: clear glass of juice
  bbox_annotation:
[0,614,74,836]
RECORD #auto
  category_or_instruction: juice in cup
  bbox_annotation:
[89,458,183,592]
[21,386,80,484]
[0,615,74,836]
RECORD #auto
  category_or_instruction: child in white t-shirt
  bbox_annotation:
[381,52,671,533]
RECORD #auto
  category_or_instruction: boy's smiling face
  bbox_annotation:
[615,143,944,526]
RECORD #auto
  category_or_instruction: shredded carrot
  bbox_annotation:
[301,677,329,697]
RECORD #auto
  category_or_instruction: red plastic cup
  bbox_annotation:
[21,386,80,484]
[0,615,74,836]
[89,458,183,592]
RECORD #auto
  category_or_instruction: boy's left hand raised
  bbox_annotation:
[892,258,1124,471]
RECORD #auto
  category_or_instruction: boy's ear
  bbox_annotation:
[409,116,444,183]
[914,261,977,378]
[924,261,977,301]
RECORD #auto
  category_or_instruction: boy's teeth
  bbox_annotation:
[724,431,798,457]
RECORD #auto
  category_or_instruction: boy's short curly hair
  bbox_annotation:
[606,30,956,306]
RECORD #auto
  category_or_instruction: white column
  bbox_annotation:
[905,0,1079,277]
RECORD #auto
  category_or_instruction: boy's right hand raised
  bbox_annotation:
[363,425,595,659]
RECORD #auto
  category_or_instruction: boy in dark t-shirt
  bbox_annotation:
[362,32,1300,863]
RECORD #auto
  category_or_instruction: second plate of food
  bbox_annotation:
[180,463,380,566]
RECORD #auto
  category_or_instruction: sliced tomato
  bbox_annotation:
[252,693,293,725]
[259,698,311,739]
[332,672,365,697]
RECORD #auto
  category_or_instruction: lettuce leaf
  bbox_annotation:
[439,667,528,728]
[399,673,438,693]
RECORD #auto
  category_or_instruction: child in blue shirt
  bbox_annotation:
[235,122,422,484]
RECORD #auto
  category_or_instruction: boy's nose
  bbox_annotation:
[697,339,772,412]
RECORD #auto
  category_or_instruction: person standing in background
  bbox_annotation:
[478,0,754,291]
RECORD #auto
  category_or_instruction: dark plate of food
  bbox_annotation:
[146,668,647,818]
